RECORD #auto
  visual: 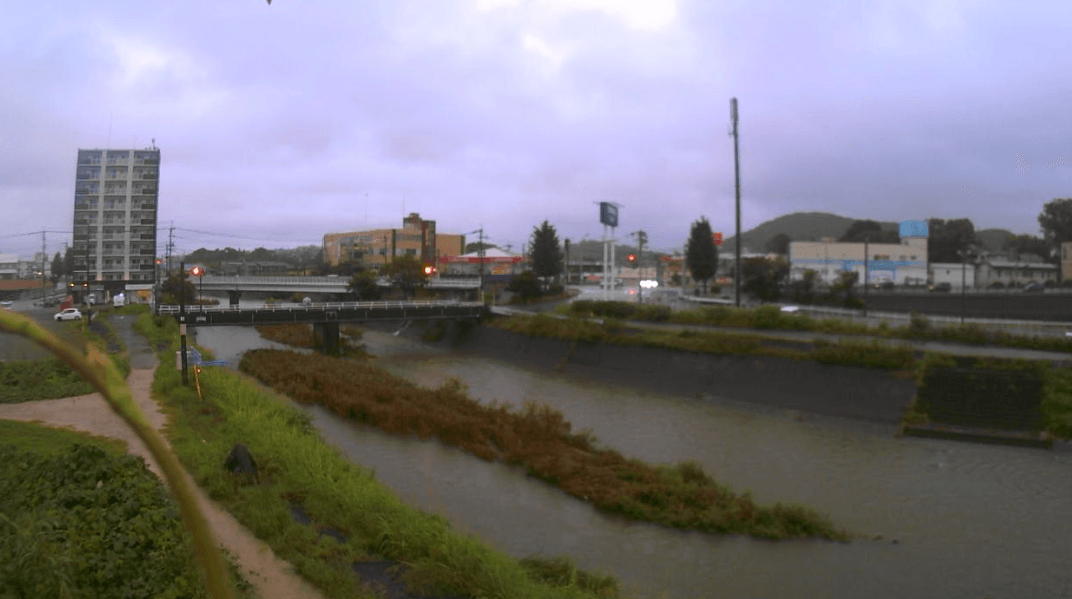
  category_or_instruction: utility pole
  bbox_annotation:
[631,230,647,303]
[40,231,47,305]
[863,238,869,319]
[731,97,742,307]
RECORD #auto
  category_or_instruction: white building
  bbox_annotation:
[72,146,160,298]
[789,220,929,286]
[0,254,18,280]
[929,263,975,289]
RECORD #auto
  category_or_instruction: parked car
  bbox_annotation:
[0,301,11,310]
[928,282,952,293]
[1023,281,1045,293]
[54,308,82,321]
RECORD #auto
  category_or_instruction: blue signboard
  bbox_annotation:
[899,220,929,238]
[600,202,618,227]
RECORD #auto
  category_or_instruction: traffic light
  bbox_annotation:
[627,254,637,266]
[190,266,204,276]
[423,265,437,275]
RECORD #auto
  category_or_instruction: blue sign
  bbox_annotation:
[899,220,929,238]
[599,202,618,227]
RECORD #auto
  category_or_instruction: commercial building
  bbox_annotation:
[72,146,160,300]
[974,259,1057,287]
[323,213,465,271]
[0,254,17,280]
[789,220,929,286]
[929,263,975,290]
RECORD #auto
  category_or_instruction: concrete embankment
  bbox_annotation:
[388,321,918,424]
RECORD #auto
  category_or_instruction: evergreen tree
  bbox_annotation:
[685,217,718,294]
[50,252,64,282]
[1038,198,1072,254]
[529,220,563,287]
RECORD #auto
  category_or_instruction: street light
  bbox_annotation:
[190,266,204,311]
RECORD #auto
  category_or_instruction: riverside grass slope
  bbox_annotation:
[140,312,622,599]
[240,348,848,541]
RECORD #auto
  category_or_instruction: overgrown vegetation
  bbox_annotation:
[566,300,1072,353]
[502,312,916,371]
[1042,369,1072,438]
[254,323,368,357]
[0,318,131,403]
[0,443,240,599]
[138,315,622,598]
[241,349,848,541]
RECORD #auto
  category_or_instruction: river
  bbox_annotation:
[195,324,1072,599]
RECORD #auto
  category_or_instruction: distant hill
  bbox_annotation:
[721,212,899,253]
[975,228,1015,253]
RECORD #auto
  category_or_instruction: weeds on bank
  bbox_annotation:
[496,313,917,371]
[255,324,369,357]
[569,300,1072,353]
[0,317,131,403]
[240,349,848,542]
[151,348,621,599]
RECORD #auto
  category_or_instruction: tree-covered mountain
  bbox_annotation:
[975,228,1015,253]
[721,212,898,253]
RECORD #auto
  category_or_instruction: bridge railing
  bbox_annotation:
[157,299,484,315]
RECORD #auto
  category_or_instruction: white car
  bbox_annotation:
[54,308,83,321]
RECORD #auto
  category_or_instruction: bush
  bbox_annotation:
[751,305,784,329]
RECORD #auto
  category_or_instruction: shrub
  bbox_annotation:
[751,305,784,329]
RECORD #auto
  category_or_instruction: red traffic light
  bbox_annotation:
[190,266,204,276]
[627,254,636,263]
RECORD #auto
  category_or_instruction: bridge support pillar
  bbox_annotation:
[227,290,243,307]
[313,322,340,356]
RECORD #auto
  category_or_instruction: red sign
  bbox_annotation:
[712,232,724,246]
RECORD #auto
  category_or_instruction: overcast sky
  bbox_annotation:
[2,0,1070,258]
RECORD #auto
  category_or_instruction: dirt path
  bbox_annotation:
[0,364,327,599]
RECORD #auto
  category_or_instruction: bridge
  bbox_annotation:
[161,300,486,355]
[190,275,481,303]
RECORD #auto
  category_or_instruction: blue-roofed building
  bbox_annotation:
[788,220,929,286]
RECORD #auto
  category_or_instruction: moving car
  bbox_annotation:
[1023,282,1045,293]
[0,301,11,310]
[54,308,82,321]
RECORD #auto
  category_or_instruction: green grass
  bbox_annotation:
[0,418,127,456]
[1041,369,1072,438]
[0,438,256,599]
[495,313,917,371]
[569,300,1072,353]
[138,321,623,598]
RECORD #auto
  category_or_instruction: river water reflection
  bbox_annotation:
[196,325,1072,599]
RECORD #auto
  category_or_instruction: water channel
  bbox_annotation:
[195,324,1072,599]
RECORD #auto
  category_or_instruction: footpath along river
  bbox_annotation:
[195,325,1072,599]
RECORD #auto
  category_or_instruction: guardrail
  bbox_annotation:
[158,300,483,315]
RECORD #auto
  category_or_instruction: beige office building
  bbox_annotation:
[324,213,465,270]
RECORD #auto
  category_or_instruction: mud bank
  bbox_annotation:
[374,320,917,424]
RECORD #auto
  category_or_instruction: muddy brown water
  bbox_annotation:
[195,325,1072,599]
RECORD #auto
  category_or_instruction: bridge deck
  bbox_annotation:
[162,300,486,326]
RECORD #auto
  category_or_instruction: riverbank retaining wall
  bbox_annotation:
[395,320,918,424]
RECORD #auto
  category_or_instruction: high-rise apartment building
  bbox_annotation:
[72,146,159,299]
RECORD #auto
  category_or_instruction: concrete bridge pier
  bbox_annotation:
[227,290,243,307]
[313,321,340,355]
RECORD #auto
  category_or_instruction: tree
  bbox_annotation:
[160,272,196,305]
[507,270,541,301]
[928,218,977,263]
[1003,234,1053,261]
[685,217,718,294]
[1038,198,1072,255]
[50,252,64,283]
[529,220,563,288]
[347,270,381,301]
[379,254,426,298]
[839,220,899,243]
[765,233,791,256]
[741,257,789,301]
[63,246,76,279]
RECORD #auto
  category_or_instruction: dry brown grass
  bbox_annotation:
[240,349,848,541]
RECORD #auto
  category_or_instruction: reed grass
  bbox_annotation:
[240,349,848,541]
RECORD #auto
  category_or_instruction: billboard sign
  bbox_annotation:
[712,232,724,246]
[599,202,618,227]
